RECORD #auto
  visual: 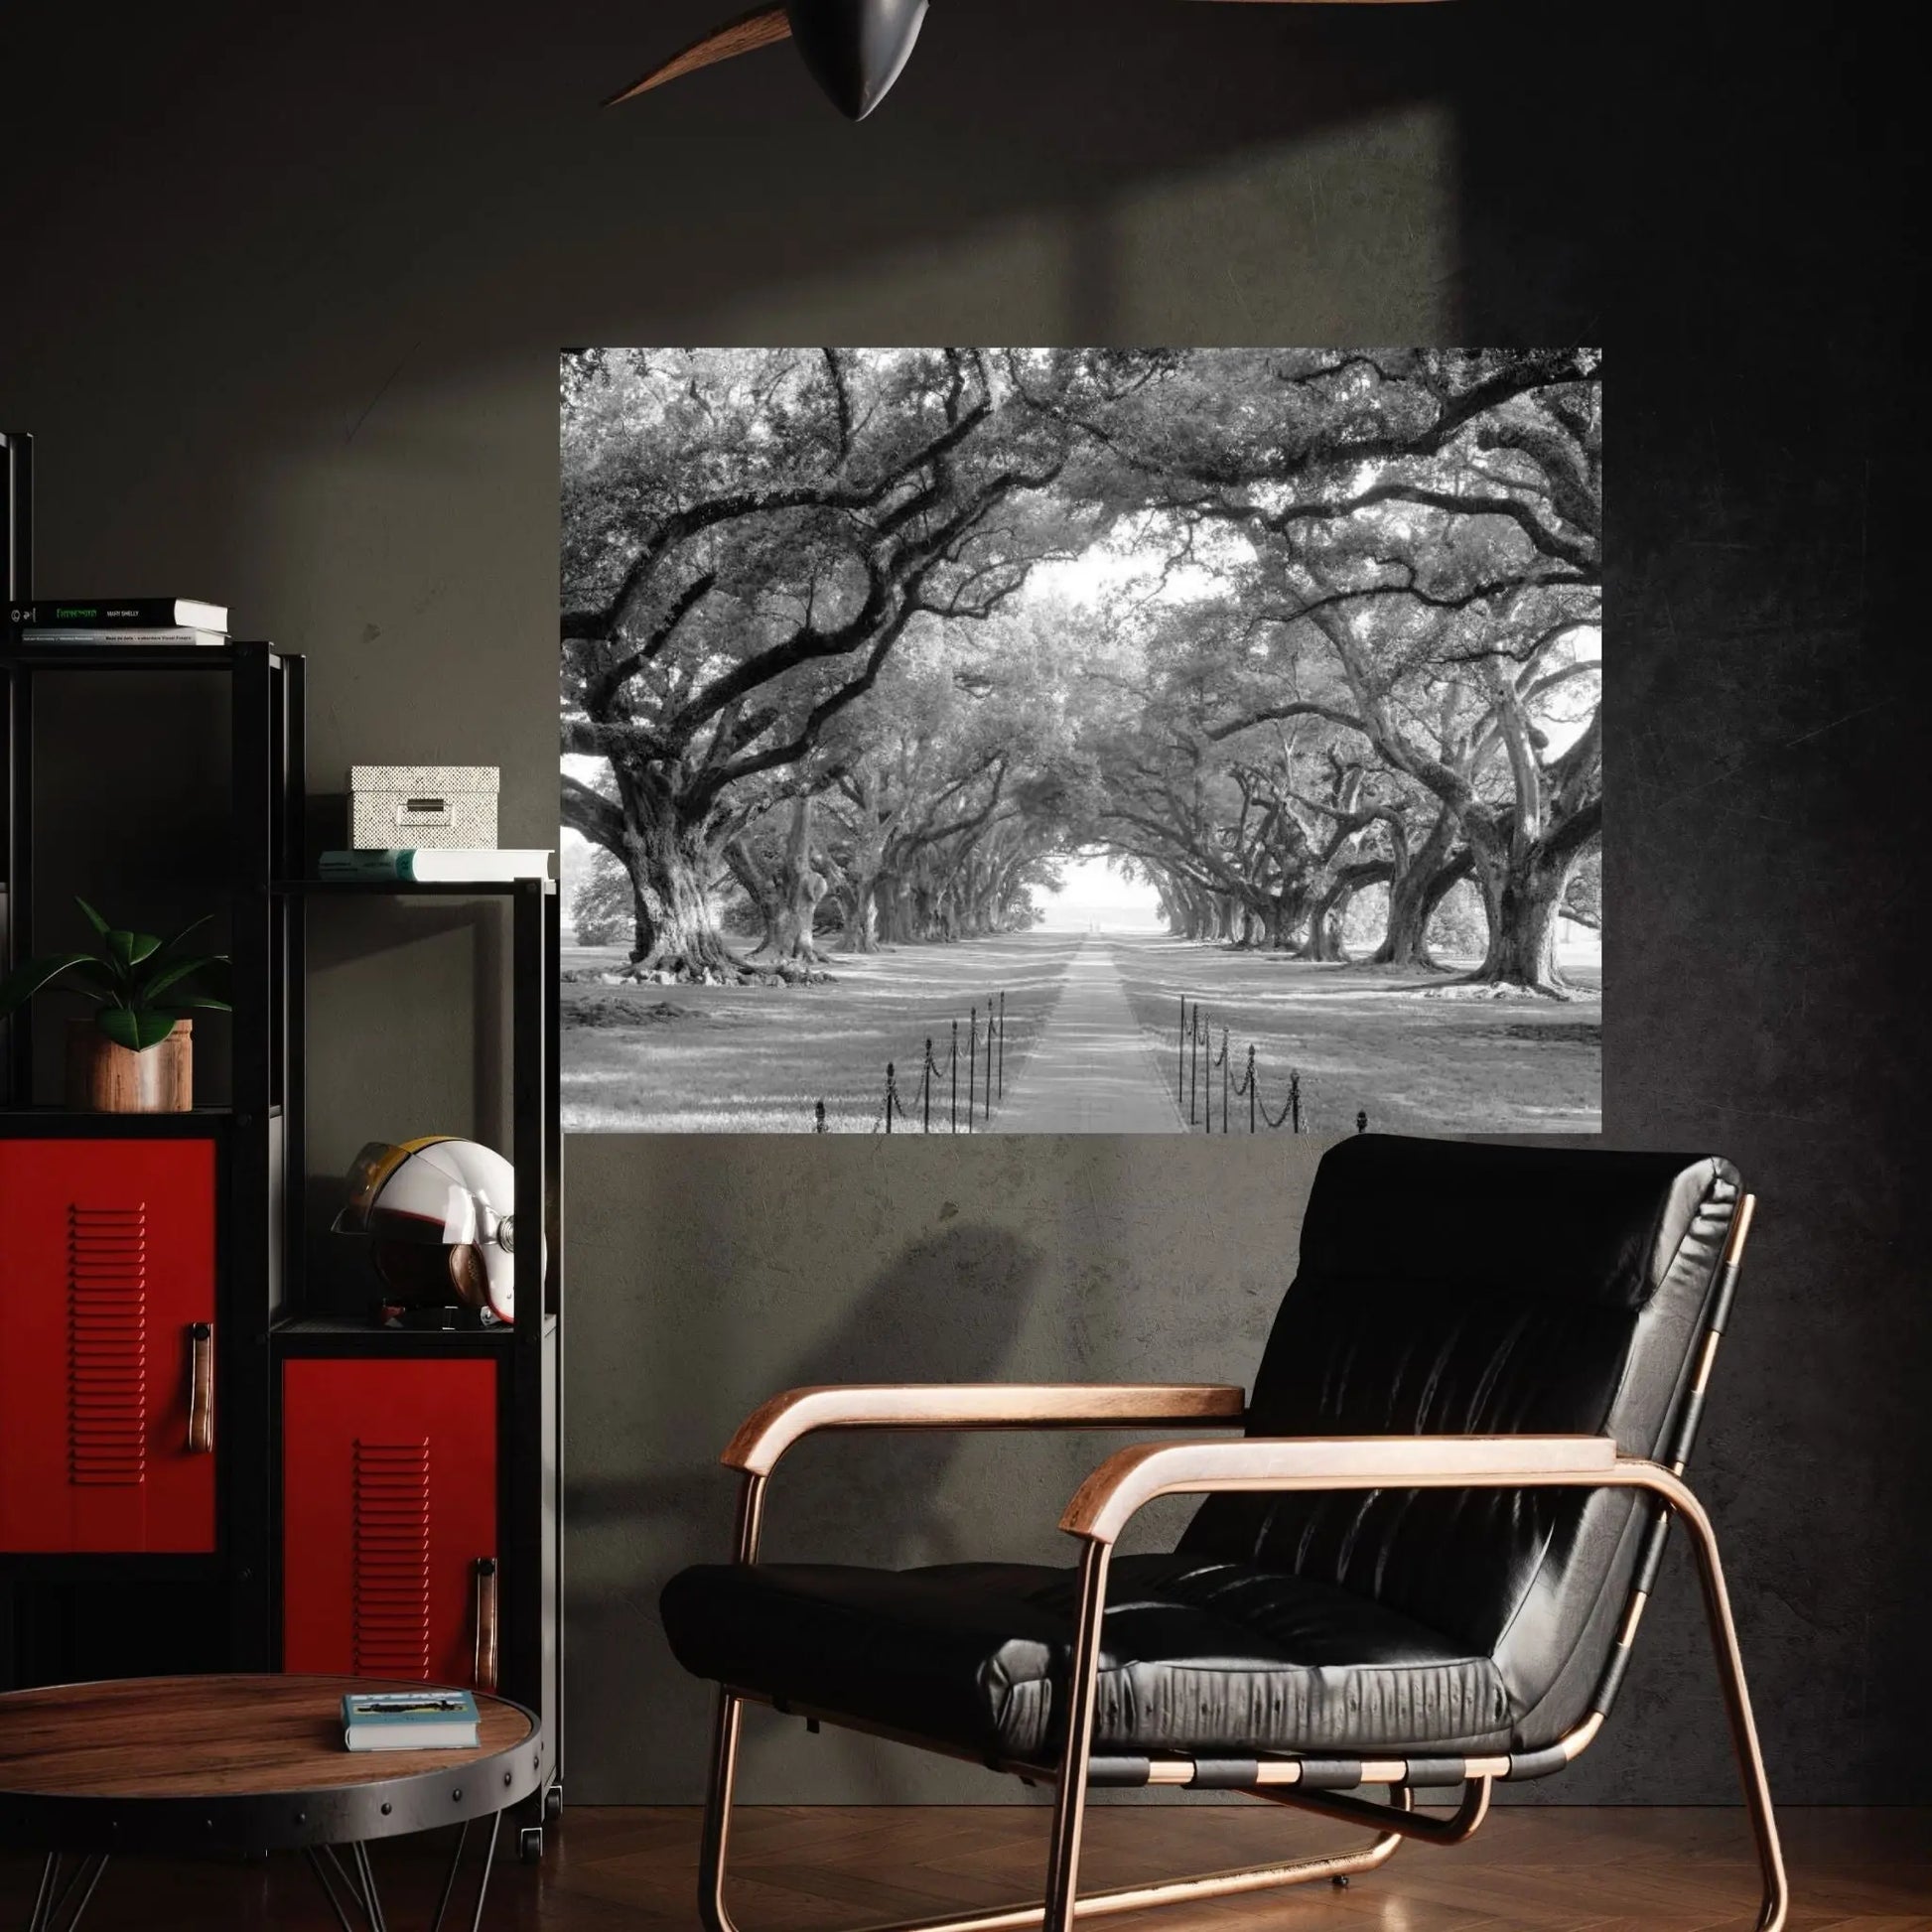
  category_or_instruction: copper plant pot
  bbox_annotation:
[65,1017,194,1113]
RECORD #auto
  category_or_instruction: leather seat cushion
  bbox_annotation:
[660,1553,1512,1763]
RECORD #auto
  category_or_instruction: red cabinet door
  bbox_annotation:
[282,1359,498,1687]
[0,1139,217,1553]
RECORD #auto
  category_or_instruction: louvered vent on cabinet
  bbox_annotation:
[352,1439,433,1677]
[67,1203,149,1486]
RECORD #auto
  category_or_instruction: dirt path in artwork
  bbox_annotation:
[990,937,1183,1134]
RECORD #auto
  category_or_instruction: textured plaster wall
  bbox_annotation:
[566,1134,1332,1805]
[1,0,1924,1809]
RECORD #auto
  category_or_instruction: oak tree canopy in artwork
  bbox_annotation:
[560,346,1600,995]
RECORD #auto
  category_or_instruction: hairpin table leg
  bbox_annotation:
[303,1843,391,1932]
[350,1844,391,1932]
[430,1821,473,1931]
[22,1855,56,1932]
[24,1855,109,1932]
[305,1848,367,1932]
[429,1811,501,1932]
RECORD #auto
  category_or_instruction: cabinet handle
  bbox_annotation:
[474,1557,499,1692]
[187,1322,214,1453]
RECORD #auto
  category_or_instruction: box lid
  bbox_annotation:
[348,765,500,793]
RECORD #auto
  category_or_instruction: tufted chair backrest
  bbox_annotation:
[1179,1134,1743,1748]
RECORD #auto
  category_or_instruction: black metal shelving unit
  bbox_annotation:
[267,871,565,1855]
[0,633,564,1855]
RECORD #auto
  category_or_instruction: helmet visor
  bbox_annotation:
[332,1138,482,1245]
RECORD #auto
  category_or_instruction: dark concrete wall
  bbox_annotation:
[2,0,1924,1808]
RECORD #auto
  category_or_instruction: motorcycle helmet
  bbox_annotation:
[334,1136,519,1323]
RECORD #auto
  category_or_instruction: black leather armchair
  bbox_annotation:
[661,1135,1787,1931]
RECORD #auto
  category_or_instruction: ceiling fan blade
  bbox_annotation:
[603,2,793,107]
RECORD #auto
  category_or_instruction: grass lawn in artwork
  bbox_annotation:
[1114,935,1601,1137]
[562,929,1079,1133]
[562,925,1600,1136]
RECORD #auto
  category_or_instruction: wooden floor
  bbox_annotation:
[1,1805,1926,1928]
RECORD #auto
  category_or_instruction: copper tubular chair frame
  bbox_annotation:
[697,1207,1785,1932]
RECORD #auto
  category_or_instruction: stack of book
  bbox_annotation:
[8,597,228,646]
[320,850,553,884]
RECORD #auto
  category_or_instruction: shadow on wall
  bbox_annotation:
[565,1221,1046,1798]
[568,1219,1046,1550]
[558,1132,1328,1803]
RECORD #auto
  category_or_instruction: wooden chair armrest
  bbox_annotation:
[723,1383,1247,1475]
[1060,1433,1624,1543]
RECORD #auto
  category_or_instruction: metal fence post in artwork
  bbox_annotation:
[1189,1006,1200,1127]
[997,991,1006,1101]
[983,1008,993,1123]
[815,1100,826,1134]
[1167,994,1372,1138]
[923,1037,933,1133]
[967,1007,978,1133]
[885,1062,897,1134]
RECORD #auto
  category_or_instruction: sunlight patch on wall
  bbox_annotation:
[706,102,1454,346]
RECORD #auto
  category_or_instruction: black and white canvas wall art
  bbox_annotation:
[560,347,1601,1135]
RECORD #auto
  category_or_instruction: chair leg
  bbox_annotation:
[702,1475,766,1932]
[698,1687,747,1932]
[1040,1543,1112,1932]
[1672,1492,1790,1932]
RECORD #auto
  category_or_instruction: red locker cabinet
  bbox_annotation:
[0,1139,217,1554]
[282,1359,498,1688]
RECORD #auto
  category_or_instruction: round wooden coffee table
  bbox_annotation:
[0,1674,542,1930]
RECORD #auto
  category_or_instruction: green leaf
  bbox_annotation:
[106,929,164,972]
[74,897,111,939]
[141,955,227,1001]
[0,952,99,1019]
[96,1008,185,1051]
[66,957,122,992]
[162,995,232,1013]
[151,913,214,966]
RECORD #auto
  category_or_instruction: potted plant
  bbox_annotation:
[0,897,231,1112]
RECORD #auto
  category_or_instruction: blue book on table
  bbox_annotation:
[341,1689,481,1752]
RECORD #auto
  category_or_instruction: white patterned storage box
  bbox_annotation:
[349,766,498,849]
